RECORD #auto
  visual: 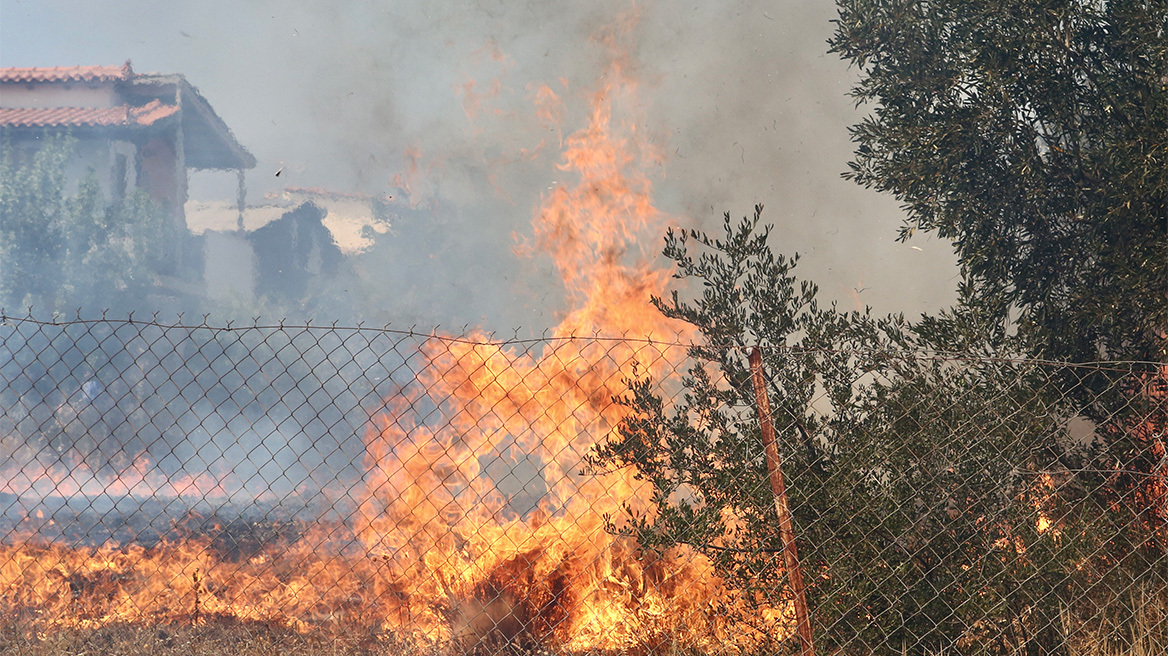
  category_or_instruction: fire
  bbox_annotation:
[348,52,775,651]
[1,19,787,654]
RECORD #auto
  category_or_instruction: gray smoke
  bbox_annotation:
[2,0,957,329]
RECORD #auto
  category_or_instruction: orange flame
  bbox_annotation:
[345,51,778,650]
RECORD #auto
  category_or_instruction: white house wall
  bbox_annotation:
[203,230,256,306]
[63,138,138,200]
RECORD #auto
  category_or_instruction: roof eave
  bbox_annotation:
[173,77,256,170]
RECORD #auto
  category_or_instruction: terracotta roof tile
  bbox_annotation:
[0,62,133,84]
[0,100,178,128]
[131,99,179,124]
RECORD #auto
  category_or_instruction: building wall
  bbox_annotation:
[64,138,138,200]
[203,230,256,306]
[2,70,255,311]
[136,134,182,210]
[3,133,139,202]
[247,203,344,304]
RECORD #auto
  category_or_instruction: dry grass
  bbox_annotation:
[1064,584,1168,656]
[0,618,424,656]
[3,588,1164,656]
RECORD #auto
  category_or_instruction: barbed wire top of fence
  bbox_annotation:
[3,311,1161,371]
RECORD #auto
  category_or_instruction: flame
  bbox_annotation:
[530,81,565,144]
[1,20,787,654]
[1034,473,1059,538]
[346,52,776,651]
[457,77,504,122]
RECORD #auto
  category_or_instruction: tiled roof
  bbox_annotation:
[0,62,134,84]
[0,99,178,128]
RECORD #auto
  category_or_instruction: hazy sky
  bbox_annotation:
[1,0,958,329]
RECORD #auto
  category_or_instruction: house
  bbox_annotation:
[0,61,255,275]
[1,64,390,314]
[182,201,346,308]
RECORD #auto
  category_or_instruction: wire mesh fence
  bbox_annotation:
[1,314,1165,656]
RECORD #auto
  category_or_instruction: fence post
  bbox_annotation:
[749,346,815,656]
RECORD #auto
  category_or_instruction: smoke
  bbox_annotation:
[2,0,957,330]
[0,319,417,530]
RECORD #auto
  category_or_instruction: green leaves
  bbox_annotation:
[830,0,1168,364]
[829,11,1168,637]
[0,132,169,313]
[591,208,1162,654]
[0,133,72,306]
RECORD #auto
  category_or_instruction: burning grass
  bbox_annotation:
[0,17,739,651]
[0,518,755,654]
[0,514,777,654]
[9,13,1163,656]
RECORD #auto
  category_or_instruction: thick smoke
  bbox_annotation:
[3,0,957,328]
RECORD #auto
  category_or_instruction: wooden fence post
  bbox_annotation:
[749,346,815,656]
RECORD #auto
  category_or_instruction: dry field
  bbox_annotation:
[2,595,1166,656]
[1,618,424,656]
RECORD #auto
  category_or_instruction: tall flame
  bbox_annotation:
[348,54,765,650]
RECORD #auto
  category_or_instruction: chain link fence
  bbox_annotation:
[1,314,1164,655]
